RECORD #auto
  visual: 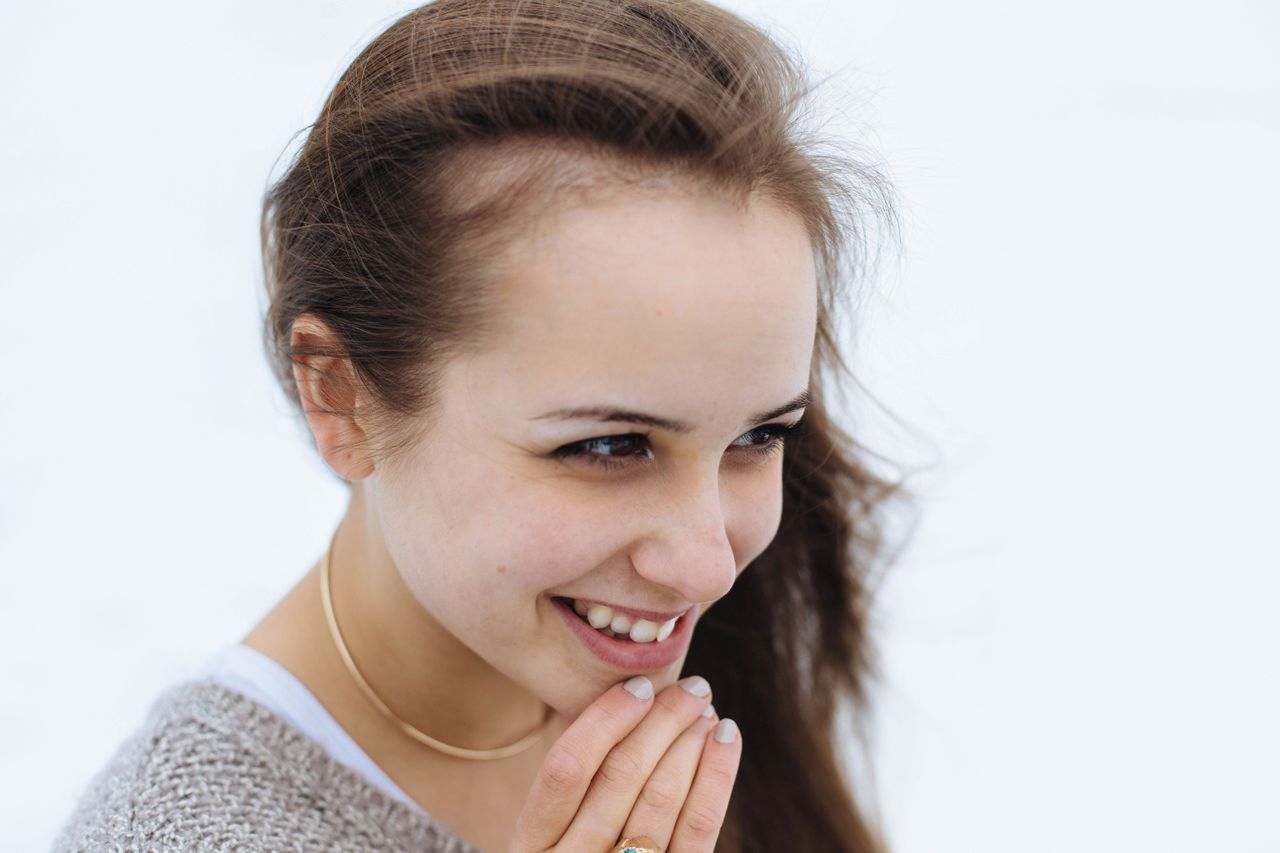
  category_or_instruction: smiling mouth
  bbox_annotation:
[552,594,686,640]
[550,595,696,671]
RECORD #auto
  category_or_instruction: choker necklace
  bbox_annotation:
[319,525,557,760]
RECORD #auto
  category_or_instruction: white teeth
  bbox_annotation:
[628,619,659,643]
[572,599,679,643]
[586,604,613,629]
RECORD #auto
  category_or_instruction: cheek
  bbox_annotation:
[495,488,635,589]
[726,469,786,562]
[383,447,629,603]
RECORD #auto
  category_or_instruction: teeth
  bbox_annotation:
[574,600,679,644]
[628,618,658,642]
[586,605,613,629]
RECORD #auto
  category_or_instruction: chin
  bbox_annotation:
[544,661,687,725]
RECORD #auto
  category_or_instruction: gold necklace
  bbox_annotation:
[319,525,557,760]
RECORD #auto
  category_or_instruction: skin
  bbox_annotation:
[243,185,817,850]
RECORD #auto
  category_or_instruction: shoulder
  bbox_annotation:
[52,680,479,852]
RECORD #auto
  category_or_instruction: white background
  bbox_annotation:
[2,1,1275,850]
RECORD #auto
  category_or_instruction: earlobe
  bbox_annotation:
[289,317,375,481]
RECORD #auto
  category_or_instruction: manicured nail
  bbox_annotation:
[714,718,739,743]
[679,675,711,697]
[623,675,653,700]
[701,703,716,718]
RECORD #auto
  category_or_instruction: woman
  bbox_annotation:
[54,0,909,850]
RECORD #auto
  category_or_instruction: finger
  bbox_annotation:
[510,676,653,853]
[669,717,742,853]
[556,675,714,852]
[621,703,719,847]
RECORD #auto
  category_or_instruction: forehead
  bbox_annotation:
[465,190,818,421]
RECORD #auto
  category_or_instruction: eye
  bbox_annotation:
[553,434,651,471]
[551,419,808,472]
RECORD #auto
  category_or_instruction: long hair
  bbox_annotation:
[260,2,915,849]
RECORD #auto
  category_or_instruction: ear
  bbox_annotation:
[289,313,376,482]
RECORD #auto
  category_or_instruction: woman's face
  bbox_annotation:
[371,189,818,719]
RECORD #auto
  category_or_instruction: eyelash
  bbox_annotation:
[552,420,808,472]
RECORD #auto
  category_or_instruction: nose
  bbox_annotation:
[628,467,738,607]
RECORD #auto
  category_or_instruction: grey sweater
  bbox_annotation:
[53,680,484,852]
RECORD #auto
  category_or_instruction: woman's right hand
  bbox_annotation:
[509,674,741,853]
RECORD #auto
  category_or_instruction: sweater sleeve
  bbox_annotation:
[50,681,482,853]
[50,718,152,851]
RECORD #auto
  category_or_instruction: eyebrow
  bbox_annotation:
[532,389,813,434]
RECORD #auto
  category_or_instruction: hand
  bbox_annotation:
[509,674,742,853]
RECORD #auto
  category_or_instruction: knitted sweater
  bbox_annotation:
[52,679,484,852]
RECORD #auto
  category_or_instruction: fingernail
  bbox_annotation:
[679,675,711,697]
[623,675,653,700]
[701,703,715,718]
[714,718,738,743]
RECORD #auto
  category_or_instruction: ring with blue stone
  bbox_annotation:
[610,835,663,853]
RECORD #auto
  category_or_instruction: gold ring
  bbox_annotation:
[611,836,663,853]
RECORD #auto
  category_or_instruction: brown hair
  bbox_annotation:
[261,1,915,850]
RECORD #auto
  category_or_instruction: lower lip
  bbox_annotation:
[553,597,696,672]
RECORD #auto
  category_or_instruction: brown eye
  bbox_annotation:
[553,434,653,471]
[733,421,807,459]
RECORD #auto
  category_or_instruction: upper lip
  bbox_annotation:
[560,597,691,624]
